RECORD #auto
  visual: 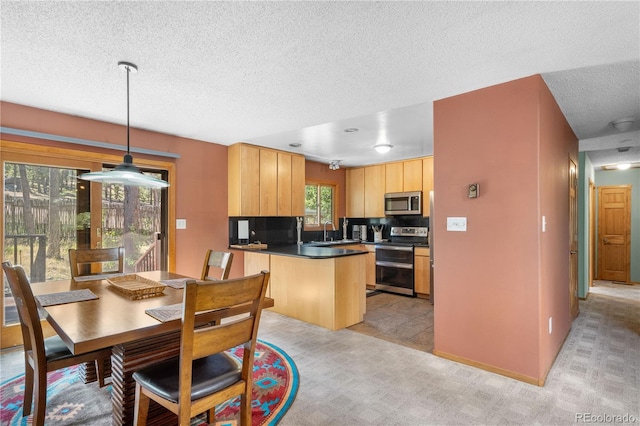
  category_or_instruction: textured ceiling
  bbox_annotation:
[1,1,639,168]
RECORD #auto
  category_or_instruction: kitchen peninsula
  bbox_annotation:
[233,245,367,331]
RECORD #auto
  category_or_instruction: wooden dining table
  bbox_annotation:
[31,270,274,426]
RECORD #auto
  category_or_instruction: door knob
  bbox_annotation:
[603,237,609,244]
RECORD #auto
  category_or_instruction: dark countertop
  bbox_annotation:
[229,244,367,259]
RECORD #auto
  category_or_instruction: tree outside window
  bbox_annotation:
[305,182,335,227]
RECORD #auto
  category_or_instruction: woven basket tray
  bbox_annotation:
[107,274,166,299]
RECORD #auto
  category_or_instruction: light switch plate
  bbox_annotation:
[176,219,187,229]
[446,217,467,231]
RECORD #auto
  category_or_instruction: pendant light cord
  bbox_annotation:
[126,65,130,155]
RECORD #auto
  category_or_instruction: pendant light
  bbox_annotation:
[80,61,169,188]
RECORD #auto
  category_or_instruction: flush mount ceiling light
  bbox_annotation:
[610,117,635,132]
[80,62,169,188]
[373,143,393,153]
[328,160,341,170]
[344,127,359,133]
[289,142,302,148]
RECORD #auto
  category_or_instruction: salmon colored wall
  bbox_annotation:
[305,160,346,218]
[538,82,578,378]
[1,101,229,279]
[432,75,576,384]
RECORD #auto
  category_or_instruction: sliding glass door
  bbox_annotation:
[101,171,167,272]
[1,141,170,348]
[3,163,91,327]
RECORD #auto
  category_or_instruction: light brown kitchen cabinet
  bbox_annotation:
[229,143,306,217]
[228,144,260,216]
[346,167,365,217]
[291,154,305,216]
[364,165,385,217]
[403,159,423,192]
[260,149,278,216]
[243,251,271,297]
[422,156,434,217]
[362,245,376,288]
[385,162,403,193]
[414,247,430,297]
[277,152,292,215]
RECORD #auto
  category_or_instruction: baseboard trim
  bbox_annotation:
[432,349,542,386]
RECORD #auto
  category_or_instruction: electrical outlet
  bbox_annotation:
[548,317,553,334]
[176,219,187,229]
[542,216,547,232]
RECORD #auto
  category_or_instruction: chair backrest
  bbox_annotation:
[2,262,46,362]
[200,250,233,280]
[178,271,270,410]
[69,247,124,278]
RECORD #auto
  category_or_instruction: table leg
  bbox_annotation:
[78,358,112,385]
[110,331,181,426]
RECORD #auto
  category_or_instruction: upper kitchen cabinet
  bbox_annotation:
[346,167,365,217]
[260,149,278,215]
[228,143,305,217]
[384,159,423,193]
[364,165,385,217]
[290,154,305,216]
[385,162,403,193]
[403,159,423,192]
[422,156,433,217]
[228,143,260,216]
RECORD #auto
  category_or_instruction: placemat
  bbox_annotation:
[145,303,183,322]
[73,273,126,282]
[36,289,99,307]
[159,278,191,289]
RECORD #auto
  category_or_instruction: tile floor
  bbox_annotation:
[349,291,434,352]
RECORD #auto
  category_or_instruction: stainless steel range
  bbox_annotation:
[375,226,428,296]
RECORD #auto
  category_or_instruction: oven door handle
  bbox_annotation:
[375,245,414,252]
[376,261,413,269]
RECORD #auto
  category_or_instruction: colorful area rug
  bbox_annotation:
[0,340,298,426]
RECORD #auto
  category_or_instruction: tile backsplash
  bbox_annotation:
[229,215,428,246]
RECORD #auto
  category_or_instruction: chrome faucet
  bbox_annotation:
[323,221,335,241]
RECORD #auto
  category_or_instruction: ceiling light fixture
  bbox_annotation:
[617,163,631,170]
[289,142,302,148]
[610,117,635,132]
[344,128,359,133]
[80,62,169,188]
[374,143,393,153]
[328,160,341,170]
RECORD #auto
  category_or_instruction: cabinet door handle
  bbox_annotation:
[603,237,609,244]
[570,250,577,254]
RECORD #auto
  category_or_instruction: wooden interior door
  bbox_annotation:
[569,159,578,318]
[597,185,631,282]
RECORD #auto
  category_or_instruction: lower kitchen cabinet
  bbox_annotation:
[341,244,376,288]
[243,251,271,297]
[363,245,376,288]
[414,247,430,298]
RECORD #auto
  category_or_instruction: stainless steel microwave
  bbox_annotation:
[384,191,422,215]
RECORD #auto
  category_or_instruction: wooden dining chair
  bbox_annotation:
[132,270,270,426]
[69,246,125,278]
[1,261,112,426]
[200,249,233,280]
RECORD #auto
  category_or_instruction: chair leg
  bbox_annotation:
[134,384,150,426]
[22,362,34,416]
[32,368,48,426]
[207,407,216,424]
[240,392,252,425]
